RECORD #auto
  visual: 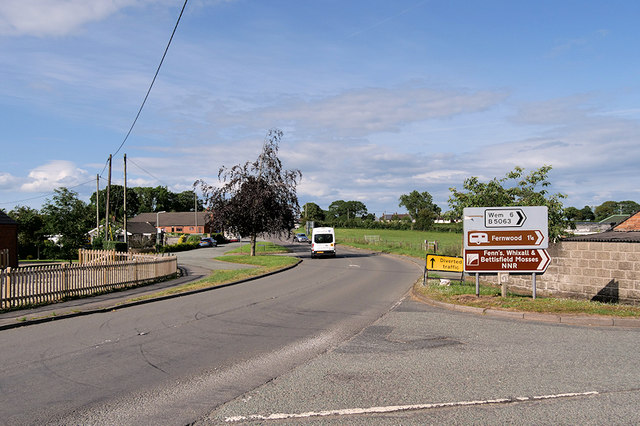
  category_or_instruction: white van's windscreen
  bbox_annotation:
[314,234,333,243]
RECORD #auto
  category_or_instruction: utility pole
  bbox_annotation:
[194,191,198,231]
[96,174,100,240]
[105,154,112,241]
[124,154,128,245]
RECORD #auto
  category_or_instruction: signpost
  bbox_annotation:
[463,206,550,298]
[424,254,463,284]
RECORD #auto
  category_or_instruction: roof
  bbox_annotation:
[598,214,630,225]
[562,230,640,243]
[0,210,17,225]
[614,211,640,232]
[127,221,157,235]
[129,212,211,226]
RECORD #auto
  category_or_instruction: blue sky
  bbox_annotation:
[1,0,639,217]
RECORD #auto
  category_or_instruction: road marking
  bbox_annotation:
[224,391,598,422]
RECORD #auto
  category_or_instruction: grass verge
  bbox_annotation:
[125,254,298,302]
[225,241,291,255]
[415,279,640,317]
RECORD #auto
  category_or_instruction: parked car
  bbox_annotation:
[294,233,309,243]
[198,237,217,247]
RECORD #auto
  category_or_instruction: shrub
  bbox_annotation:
[158,242,198,253]
[103,241,128,252]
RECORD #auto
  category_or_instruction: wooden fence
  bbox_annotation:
[0,251,177,310]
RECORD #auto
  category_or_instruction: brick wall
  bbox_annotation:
[488,241,640,305]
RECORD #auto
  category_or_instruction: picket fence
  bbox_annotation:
[0,250,177,310]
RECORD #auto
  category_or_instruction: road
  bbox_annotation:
[205,296,640,424]
[3,241,640,424]
[0,242,421,425]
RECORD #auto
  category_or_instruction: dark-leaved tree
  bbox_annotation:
[196,129,302,256]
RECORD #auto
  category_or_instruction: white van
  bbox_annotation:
[311,227,336,258]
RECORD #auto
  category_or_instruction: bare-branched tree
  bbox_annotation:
[196,129,302,256]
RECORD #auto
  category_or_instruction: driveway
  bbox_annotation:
[173,240,256,278]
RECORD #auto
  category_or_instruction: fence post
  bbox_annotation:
[62,263,69,298]
[1,267,9,309]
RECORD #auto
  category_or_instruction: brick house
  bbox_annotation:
[0,211,18,268]
[129,211,214,234]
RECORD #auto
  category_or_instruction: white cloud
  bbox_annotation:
[0,0,143,36]
[244,87,508,138]
[0,172,21,190]
[21,160,90,192]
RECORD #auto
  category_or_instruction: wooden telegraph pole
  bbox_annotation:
[105,154,112,241]
[124,154,128,245]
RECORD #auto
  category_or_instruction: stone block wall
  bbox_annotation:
[488,241,640,305]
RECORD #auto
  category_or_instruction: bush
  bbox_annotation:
[187,234,201,244]
[158,242,198,253]
[103,241,128,252]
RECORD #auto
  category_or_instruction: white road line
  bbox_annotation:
[224,391,599,422]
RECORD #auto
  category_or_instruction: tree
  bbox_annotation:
[327,200,368,221]
[448,165,568,241]
[41,188,93,259]
[565,206,595,222]
[196,129,302,256]
[398,190,441,231]
[579,206,596,221]
[9,206,45,259]
[301,202,325,223]
[594,200,640,221]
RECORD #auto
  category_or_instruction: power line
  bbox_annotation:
[127,157,170,187]
[3,2,189,208]
[0,178,97,206]
[111,0,189,158]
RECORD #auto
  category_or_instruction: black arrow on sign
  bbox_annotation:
[430,258,435,268]
[516,210,526,226]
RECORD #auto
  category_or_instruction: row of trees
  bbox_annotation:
[5,186,204,260]
[564,201,640,222]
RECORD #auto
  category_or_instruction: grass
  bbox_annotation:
[226,241,291,255]
[334,227,463,258]
[125,252,298,302]
[416,279,640,317]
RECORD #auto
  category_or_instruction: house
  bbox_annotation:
[379,213,413,222]
[129,211,214,234]
[0,210,18,268]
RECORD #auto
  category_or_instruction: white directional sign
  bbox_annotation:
[484,208,526,227]
[463,206,548,250]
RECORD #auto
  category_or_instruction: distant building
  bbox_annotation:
[0,211,18,268]
[562,210,640,243]
[378,213,412,222]
[129,211,214,234]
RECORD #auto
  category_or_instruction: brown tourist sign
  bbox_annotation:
[464,248,551,273]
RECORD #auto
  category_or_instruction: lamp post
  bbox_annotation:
[156,211,166,249]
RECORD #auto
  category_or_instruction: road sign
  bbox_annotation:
[484,208,526,227]
[426,254,464,273]
[466,230,546,248]
[463,206,548,250]
[464,249,550,273]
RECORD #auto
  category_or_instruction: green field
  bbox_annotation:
[334,228,463,258]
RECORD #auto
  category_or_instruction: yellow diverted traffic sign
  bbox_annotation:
[426,254,464,273]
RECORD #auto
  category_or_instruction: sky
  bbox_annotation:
[1,0,639,217]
